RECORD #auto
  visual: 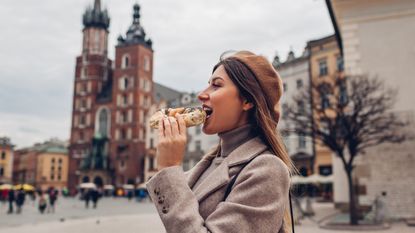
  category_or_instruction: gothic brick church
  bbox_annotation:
[68,0,153,193]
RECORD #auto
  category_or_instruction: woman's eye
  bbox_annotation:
[211,83,221,88]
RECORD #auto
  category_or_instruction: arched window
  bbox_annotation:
[122,54,130,69]
[98,108,109,137]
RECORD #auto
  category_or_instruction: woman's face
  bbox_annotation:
[198,65,250,135]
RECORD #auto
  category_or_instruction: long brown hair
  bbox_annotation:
[212,55,295,232]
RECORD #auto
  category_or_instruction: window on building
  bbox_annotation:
[150,138,154,149]
[80,131,85,141]
[98,108,109,137]
[123,94,128,106]
[149,157,155,170]
[339,80,348,106]
[298,133,306,149]
[298,100,305,115]
[81,99,87,108]
[282,103,288,119]
[1,151,5,160]
[321,94,330,110]
[122,111,128,123]
[195,140,201,151]
[144,56,150,71]
[0,166,4,176]
[52,158,55,163]
[50,174,55,180]
[80,115,86,125]
[122,54,130,69]
[82,83,87,93]
[58,175,62,181]
[319,165,332,176]
[121,129,127,140]
[319,59,328,76]
[296,79,303,89]
[124,78,129,90]
[58,158,62,164]
[336,56,344,72]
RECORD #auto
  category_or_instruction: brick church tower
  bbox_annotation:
[68,0,153,193]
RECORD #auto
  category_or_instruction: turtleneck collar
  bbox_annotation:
[218,124,258,158]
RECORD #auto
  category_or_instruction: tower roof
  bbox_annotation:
[117,3,152,48]
[83,0,110,30]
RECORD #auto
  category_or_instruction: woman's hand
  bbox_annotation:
[156,114,187,170]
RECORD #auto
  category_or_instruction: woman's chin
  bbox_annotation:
[202,120,216,135]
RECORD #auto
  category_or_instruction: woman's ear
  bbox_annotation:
[243,100,254,111]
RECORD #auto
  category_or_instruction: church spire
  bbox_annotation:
[117,3,152,48]
[83,0,110,30]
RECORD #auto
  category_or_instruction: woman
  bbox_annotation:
[146,51,294,233]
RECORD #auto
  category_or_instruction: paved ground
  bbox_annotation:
[0,198,413,233]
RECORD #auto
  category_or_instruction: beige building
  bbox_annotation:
[306,35,344,176]
[0,137,14,184]
[327,0,415,218]
[13,139,69,191]
[36,147,69,191]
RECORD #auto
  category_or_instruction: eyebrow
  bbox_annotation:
[208,77,224,84]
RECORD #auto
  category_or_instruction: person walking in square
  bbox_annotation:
[7,189,15,214]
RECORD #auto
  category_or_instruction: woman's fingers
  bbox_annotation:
[176,114,186,135]
[158,118,164,138]
[169,117,180,136]
[163,117,172,137]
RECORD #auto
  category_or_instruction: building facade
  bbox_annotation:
[0,137,14,184]
[13,139,68,190]
[327,0,415,218]
[274,50,314,176]
[68,0,154,192]
[306,34,344,177]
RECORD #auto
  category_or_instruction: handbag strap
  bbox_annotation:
[223,155,295,233]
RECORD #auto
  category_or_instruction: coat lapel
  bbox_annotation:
[185,150,217,189]
[193,136,269,203]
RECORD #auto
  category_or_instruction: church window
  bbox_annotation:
[144,56,150,71]
[98,108,109,137]
[122,54,130,69]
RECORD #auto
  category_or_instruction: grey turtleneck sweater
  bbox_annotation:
[192,124,258,191]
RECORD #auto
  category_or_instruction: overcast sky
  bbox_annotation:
[0,0,333,148]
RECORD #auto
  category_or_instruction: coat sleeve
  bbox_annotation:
[146,154,290,233]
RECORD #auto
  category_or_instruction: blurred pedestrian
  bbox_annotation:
[127,190,133,201]
[47,187,58,213]
[91,189,99,208]
[374,191,388,224]
[15,188,26,214]
[38,191,47,214]
[84,189,91,208]
[7,189,15,214]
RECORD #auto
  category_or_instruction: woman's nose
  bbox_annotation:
[198,91,209,102]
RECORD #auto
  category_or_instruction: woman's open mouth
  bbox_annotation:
[203,105,213,120]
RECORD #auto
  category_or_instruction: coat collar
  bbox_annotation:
[187,136,268,202]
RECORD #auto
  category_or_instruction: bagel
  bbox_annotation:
[149,107,206,129]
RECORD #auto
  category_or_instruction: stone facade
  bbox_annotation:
[274,50,314,176]
[327,0,415,218]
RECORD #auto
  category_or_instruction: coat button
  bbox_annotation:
[154,187,160,195]
[162,206,169,214]
[158,195,165,204]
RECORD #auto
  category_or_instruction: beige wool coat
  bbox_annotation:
[146,137,290,233]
